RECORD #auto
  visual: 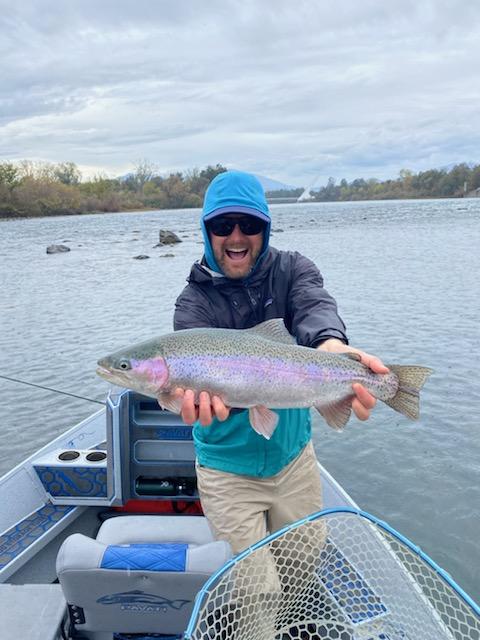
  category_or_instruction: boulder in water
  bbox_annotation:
[157,229,182,245]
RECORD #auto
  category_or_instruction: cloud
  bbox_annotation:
[1,1,479,186]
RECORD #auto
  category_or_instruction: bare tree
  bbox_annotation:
[132,158,157,196]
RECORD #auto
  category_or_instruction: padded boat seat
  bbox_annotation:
[56,515,232,636]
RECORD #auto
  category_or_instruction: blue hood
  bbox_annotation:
[200,171,271,276]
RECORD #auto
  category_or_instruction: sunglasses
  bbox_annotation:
[207,216,266,237]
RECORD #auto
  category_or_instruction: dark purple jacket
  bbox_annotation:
[174,247,348,346]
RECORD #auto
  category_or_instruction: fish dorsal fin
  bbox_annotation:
[245,319,296,345]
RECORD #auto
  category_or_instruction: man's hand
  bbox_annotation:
[174,388,230,426]
[317,338,389,421]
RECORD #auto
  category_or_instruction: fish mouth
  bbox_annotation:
[96,365,123,383]
[96,365,113,377]
[96,366,130,391]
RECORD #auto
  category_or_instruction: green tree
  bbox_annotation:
[54,162,81,185]
[0,162,20,189]
[199,164,227,183]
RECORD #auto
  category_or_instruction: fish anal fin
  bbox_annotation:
[249,405,279,439]
[245,319,296,345]
[157,391,183,414]
[315,397,353,431]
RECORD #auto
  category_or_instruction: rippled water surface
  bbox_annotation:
[1,198,479,600]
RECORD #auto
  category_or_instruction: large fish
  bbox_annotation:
[96,319,432,438]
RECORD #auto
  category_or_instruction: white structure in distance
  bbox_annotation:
[297,176,320,202]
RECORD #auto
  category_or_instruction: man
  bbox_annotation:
[173,170,387,555]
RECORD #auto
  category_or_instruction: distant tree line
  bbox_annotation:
[265,187,304,198]
[303,164,480,202]
[1,159,479,218]
[0,160,227,218]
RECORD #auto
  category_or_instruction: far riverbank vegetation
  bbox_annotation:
[1,160,479,219]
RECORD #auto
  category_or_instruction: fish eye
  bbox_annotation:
[118,358,131,371]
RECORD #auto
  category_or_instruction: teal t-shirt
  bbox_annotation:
[193,408,311,477]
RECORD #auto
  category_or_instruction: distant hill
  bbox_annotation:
[253,174,299,192]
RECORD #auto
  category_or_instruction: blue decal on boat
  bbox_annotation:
[101,543,187,571]
[97,590,190,612]
[35,466,107,497]
[154,426,193,441]
[66,430,96,447]
[0,504,75,570]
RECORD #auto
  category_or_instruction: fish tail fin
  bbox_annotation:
[384,365,433,420]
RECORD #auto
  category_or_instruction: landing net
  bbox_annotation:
[185,508,479,640]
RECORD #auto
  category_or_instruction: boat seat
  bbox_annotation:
[56,515,232,637]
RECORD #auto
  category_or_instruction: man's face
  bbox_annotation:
[208,214,265,279]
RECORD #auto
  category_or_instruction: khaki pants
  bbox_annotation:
[196,440,323,554]
[196,442,325,639]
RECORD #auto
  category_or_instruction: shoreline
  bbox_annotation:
[0,194,476,221]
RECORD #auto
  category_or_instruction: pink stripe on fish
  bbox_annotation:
[131,357,169,387]
[167,355,358,383]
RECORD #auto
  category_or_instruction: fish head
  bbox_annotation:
[96,341,169,396]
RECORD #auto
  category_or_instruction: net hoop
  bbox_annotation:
[185,507,479,639]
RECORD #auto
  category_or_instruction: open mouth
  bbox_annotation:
[226,249,248,261]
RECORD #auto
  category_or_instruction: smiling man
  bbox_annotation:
[200,171,270,280]
[173,170,386,555]
[207,213,264,279]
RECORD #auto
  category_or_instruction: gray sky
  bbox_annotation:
[1,0,479,187]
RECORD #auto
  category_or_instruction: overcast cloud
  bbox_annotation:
[1,0,479,187]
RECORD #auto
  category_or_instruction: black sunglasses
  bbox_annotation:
[207,216,266,237]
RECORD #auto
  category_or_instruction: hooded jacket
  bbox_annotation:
[174,246,348,477]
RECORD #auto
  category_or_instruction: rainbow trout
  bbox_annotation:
[96,319,432,438]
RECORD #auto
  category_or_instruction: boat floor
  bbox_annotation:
[0,584,65,640]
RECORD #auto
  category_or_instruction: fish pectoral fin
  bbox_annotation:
[315,397,353,431]
[157,391,183,414]
[249,405,279,440]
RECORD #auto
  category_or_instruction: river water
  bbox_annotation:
[0,198,479,601]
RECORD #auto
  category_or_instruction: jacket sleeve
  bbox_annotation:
[174,283,218,330]
[288,252,348,347]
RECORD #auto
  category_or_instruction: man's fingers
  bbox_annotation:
[352,383,377,409]
[175,388,229,427]
[212,395,230,422]
[351,397,370,421]
[352,383,376,420]
[361,354,389,374]
[180,388,197,425]
[198,391,213,426]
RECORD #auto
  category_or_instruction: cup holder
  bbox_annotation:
[56,450,107,463]
[85,451,107,463]
[58,450,80,462]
